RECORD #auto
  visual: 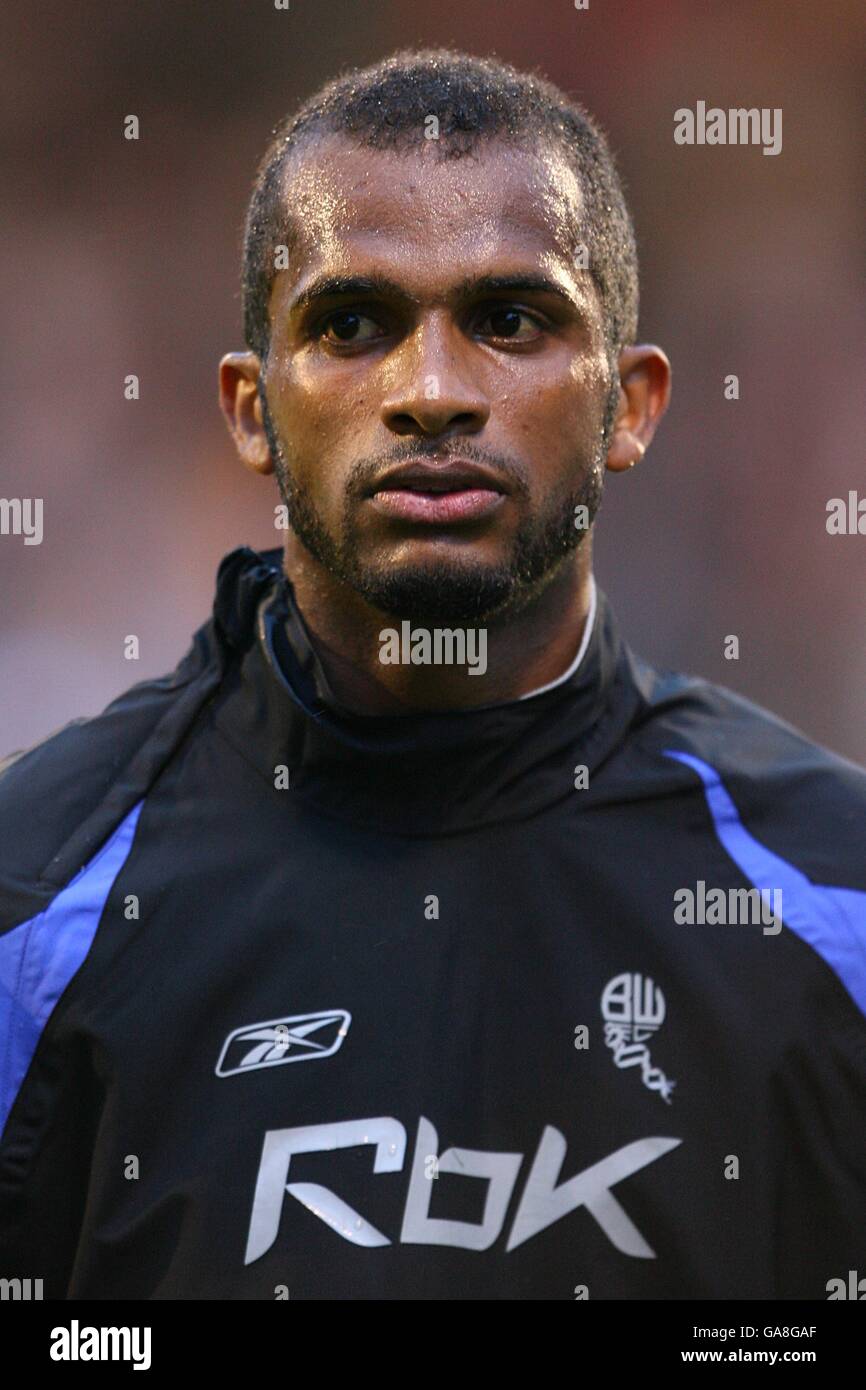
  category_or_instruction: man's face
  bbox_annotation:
[260,135,615,624]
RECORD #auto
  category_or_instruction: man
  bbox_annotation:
[1,49,863,1301]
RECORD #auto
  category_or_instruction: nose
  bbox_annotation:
[379,311,490,438]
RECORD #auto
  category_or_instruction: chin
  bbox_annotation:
[353,562,516,626]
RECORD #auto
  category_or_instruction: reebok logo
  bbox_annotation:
[215,1009,351,1077]
[244,1114,681,1263]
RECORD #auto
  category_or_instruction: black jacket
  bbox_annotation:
[1,545,864,1299]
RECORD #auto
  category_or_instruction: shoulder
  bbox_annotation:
[0,545,287,925]
[621,654,866,1028]
[0,618,223,927]
[626,651,866,887]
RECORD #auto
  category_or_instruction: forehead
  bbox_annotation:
[276,135,587,290]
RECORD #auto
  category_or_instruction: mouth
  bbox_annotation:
[366,459,508,525]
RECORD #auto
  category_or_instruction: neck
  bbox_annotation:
[281,535,595,714]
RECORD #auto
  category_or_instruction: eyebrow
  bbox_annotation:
[288,271,584,317]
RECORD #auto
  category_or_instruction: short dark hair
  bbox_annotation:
[242,48,638,366]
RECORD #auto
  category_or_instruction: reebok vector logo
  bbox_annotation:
[216,1010,351,1077]
[244,1115,682,1263]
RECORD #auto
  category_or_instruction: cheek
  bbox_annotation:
[269,381,360,518]
[554,359,610,455]
[503,370,602,463]
[269,372,347,466]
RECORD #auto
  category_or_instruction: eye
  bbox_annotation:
[476,306,543,342]
[318,310,384,344]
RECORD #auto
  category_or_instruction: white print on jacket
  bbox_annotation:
[601,974,676,1103]
[244,1117,681,1263]
[215,1011,351,1076]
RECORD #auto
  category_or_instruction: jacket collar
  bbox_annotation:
[212,546,644,835]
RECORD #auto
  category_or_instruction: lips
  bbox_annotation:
[366,459,509,524]
[370,487,505,523]
[369,459,508,496]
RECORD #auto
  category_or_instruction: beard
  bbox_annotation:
[259,385,614,626]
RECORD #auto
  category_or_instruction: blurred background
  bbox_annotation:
[1,0,864,763]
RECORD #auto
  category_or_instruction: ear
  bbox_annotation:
[605,345,672,473]
[218,351,274,476]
